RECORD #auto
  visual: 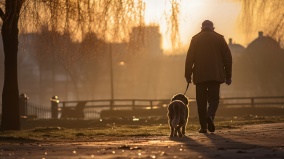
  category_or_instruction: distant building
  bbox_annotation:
[247,31,282,54]
[242,31,284,96]
[129,26,163,56]
[228,38,245,56]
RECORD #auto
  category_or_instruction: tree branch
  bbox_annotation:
[0,8,4,21]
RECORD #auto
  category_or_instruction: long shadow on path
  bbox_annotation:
[170,132,284,159]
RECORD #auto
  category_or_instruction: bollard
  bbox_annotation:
[50,96,59,119]
[19,93,28,117]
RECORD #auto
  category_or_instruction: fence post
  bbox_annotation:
[19,93,28,117]
[150,100,153,109]
[251,98,255,108]
[51,96,59,119]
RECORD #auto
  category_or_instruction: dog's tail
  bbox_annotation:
[171,102,181,128]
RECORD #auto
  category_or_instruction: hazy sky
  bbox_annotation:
[144,0,248,51]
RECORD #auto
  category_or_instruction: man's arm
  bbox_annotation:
[221,38,232,85]
[185,39,195,83]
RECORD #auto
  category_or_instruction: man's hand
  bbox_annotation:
[226,78,232,85]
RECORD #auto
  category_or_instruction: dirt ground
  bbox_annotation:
[0,123,283,159]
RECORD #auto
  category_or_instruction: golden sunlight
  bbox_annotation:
[144,0,244,52]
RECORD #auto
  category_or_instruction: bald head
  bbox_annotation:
[201,20,214,30]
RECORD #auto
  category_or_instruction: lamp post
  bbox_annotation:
[109,43,125,109]
[109,43,114,109]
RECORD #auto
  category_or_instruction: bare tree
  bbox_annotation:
[0,0,24,130]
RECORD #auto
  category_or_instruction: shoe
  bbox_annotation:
[198,128,207,133]
[207,117,215,132]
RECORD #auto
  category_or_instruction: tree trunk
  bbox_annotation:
[0,0,22,131]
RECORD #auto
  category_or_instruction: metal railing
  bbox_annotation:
[58,99,174,119]
[60,99,175,110]
[57,96,284,119]
[27,102,50,119]
[220,96,284,108]
[0,102,50,119]
[1,96,283,119]
[59,96,284,110]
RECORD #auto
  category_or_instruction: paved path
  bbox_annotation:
[0,123,284,159]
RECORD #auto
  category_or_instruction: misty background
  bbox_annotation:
[0,25,283,107]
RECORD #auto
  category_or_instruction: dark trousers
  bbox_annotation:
[196,81,220,129]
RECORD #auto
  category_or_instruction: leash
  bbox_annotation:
[183,83,189,95]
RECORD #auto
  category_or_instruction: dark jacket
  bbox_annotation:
[185,28,232,84]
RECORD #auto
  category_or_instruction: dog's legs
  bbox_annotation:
[173,128,178,137]
[170,124,174,137]
[177,126,183,137]
[168,104,175,137]
[182,125,186,136]
[179,119,186,136]
[169,118,175,137]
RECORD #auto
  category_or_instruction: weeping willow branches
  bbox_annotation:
[167,0,180,50]
[237,0,284,45]
[18,0,146,42]
[0,0,182,51]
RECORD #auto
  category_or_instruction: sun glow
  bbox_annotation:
[143,0,244,53]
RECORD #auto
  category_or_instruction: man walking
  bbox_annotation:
[185,20,232,133]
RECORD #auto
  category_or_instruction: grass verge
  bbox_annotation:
[0,115,283,142]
